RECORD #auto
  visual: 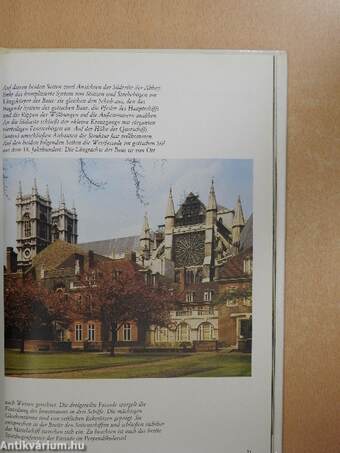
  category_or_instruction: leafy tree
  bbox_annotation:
[45,288,72,341]
[4,276,50,353]
[78,264,179,355]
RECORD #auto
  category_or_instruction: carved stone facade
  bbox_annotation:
[138,181,252,347]
[16,180,78,270]
[139,181,246,284]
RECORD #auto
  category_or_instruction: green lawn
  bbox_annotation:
[5,349,251,379]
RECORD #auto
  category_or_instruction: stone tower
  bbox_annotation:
[16,180,78,270]
[16,179,52,270]
[51,187,78,244]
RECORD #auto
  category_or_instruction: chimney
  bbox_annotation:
[6,247,17,274]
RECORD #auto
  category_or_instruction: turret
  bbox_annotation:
[203,180,217,282]
[140,212,152,261]
[164,188,175,260]
[51,184,78,244]
[165,188,175,225]
[207,180,217,210]
[17,180,23,199]
[232,196,245,247]
[46,184,51,202]
[32,178,38,195]
[59,184,66,208]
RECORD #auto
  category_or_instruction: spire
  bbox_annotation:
[207,179,217,211]
[32,178,38,195]
[233,195,245,227]
[141,212,150,239]
[59,184,65,208]
[165,187,175,218]
[72,200,76,213]
[46,184,50,201]
[17,180,23,197]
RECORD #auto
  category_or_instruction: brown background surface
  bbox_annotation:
[1,1,339,452]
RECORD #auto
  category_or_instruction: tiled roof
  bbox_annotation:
[239,214,253,251]
[79,235,140,258]
[100,257,142,273]
[218,247,253,280]
[31,240,88,271]
[30,240,109,271]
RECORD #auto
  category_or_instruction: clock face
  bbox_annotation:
[23,248,31,260]
[174,231,205,267]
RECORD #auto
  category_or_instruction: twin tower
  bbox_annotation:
[16,179,78,269]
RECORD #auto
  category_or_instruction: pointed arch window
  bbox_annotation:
[23,213,31,238]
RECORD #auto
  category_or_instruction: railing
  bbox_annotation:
[173,309,217,318]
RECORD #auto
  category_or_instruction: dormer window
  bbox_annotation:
[113,269,122,280]
[186,291,195,303]
[204,290,214,302]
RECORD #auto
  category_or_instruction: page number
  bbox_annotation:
[246,450,252,453]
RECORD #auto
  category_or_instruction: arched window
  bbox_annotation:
[198,322,214,341]
[176,323,190,342]
[23,213,31,238]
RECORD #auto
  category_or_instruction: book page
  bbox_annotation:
[0,50,286,453]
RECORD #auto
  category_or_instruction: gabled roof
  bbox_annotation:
[79,235,140,258]
[30,240,109,271]
[31,240,86,271]
[175,193,206,222]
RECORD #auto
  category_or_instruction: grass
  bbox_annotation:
[5,349,251,379]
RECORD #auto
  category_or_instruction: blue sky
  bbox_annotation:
[4,158,253,247]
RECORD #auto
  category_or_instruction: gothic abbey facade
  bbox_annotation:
[139,181,247,283]
[15,180,78,270]
[136,182,252,347]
